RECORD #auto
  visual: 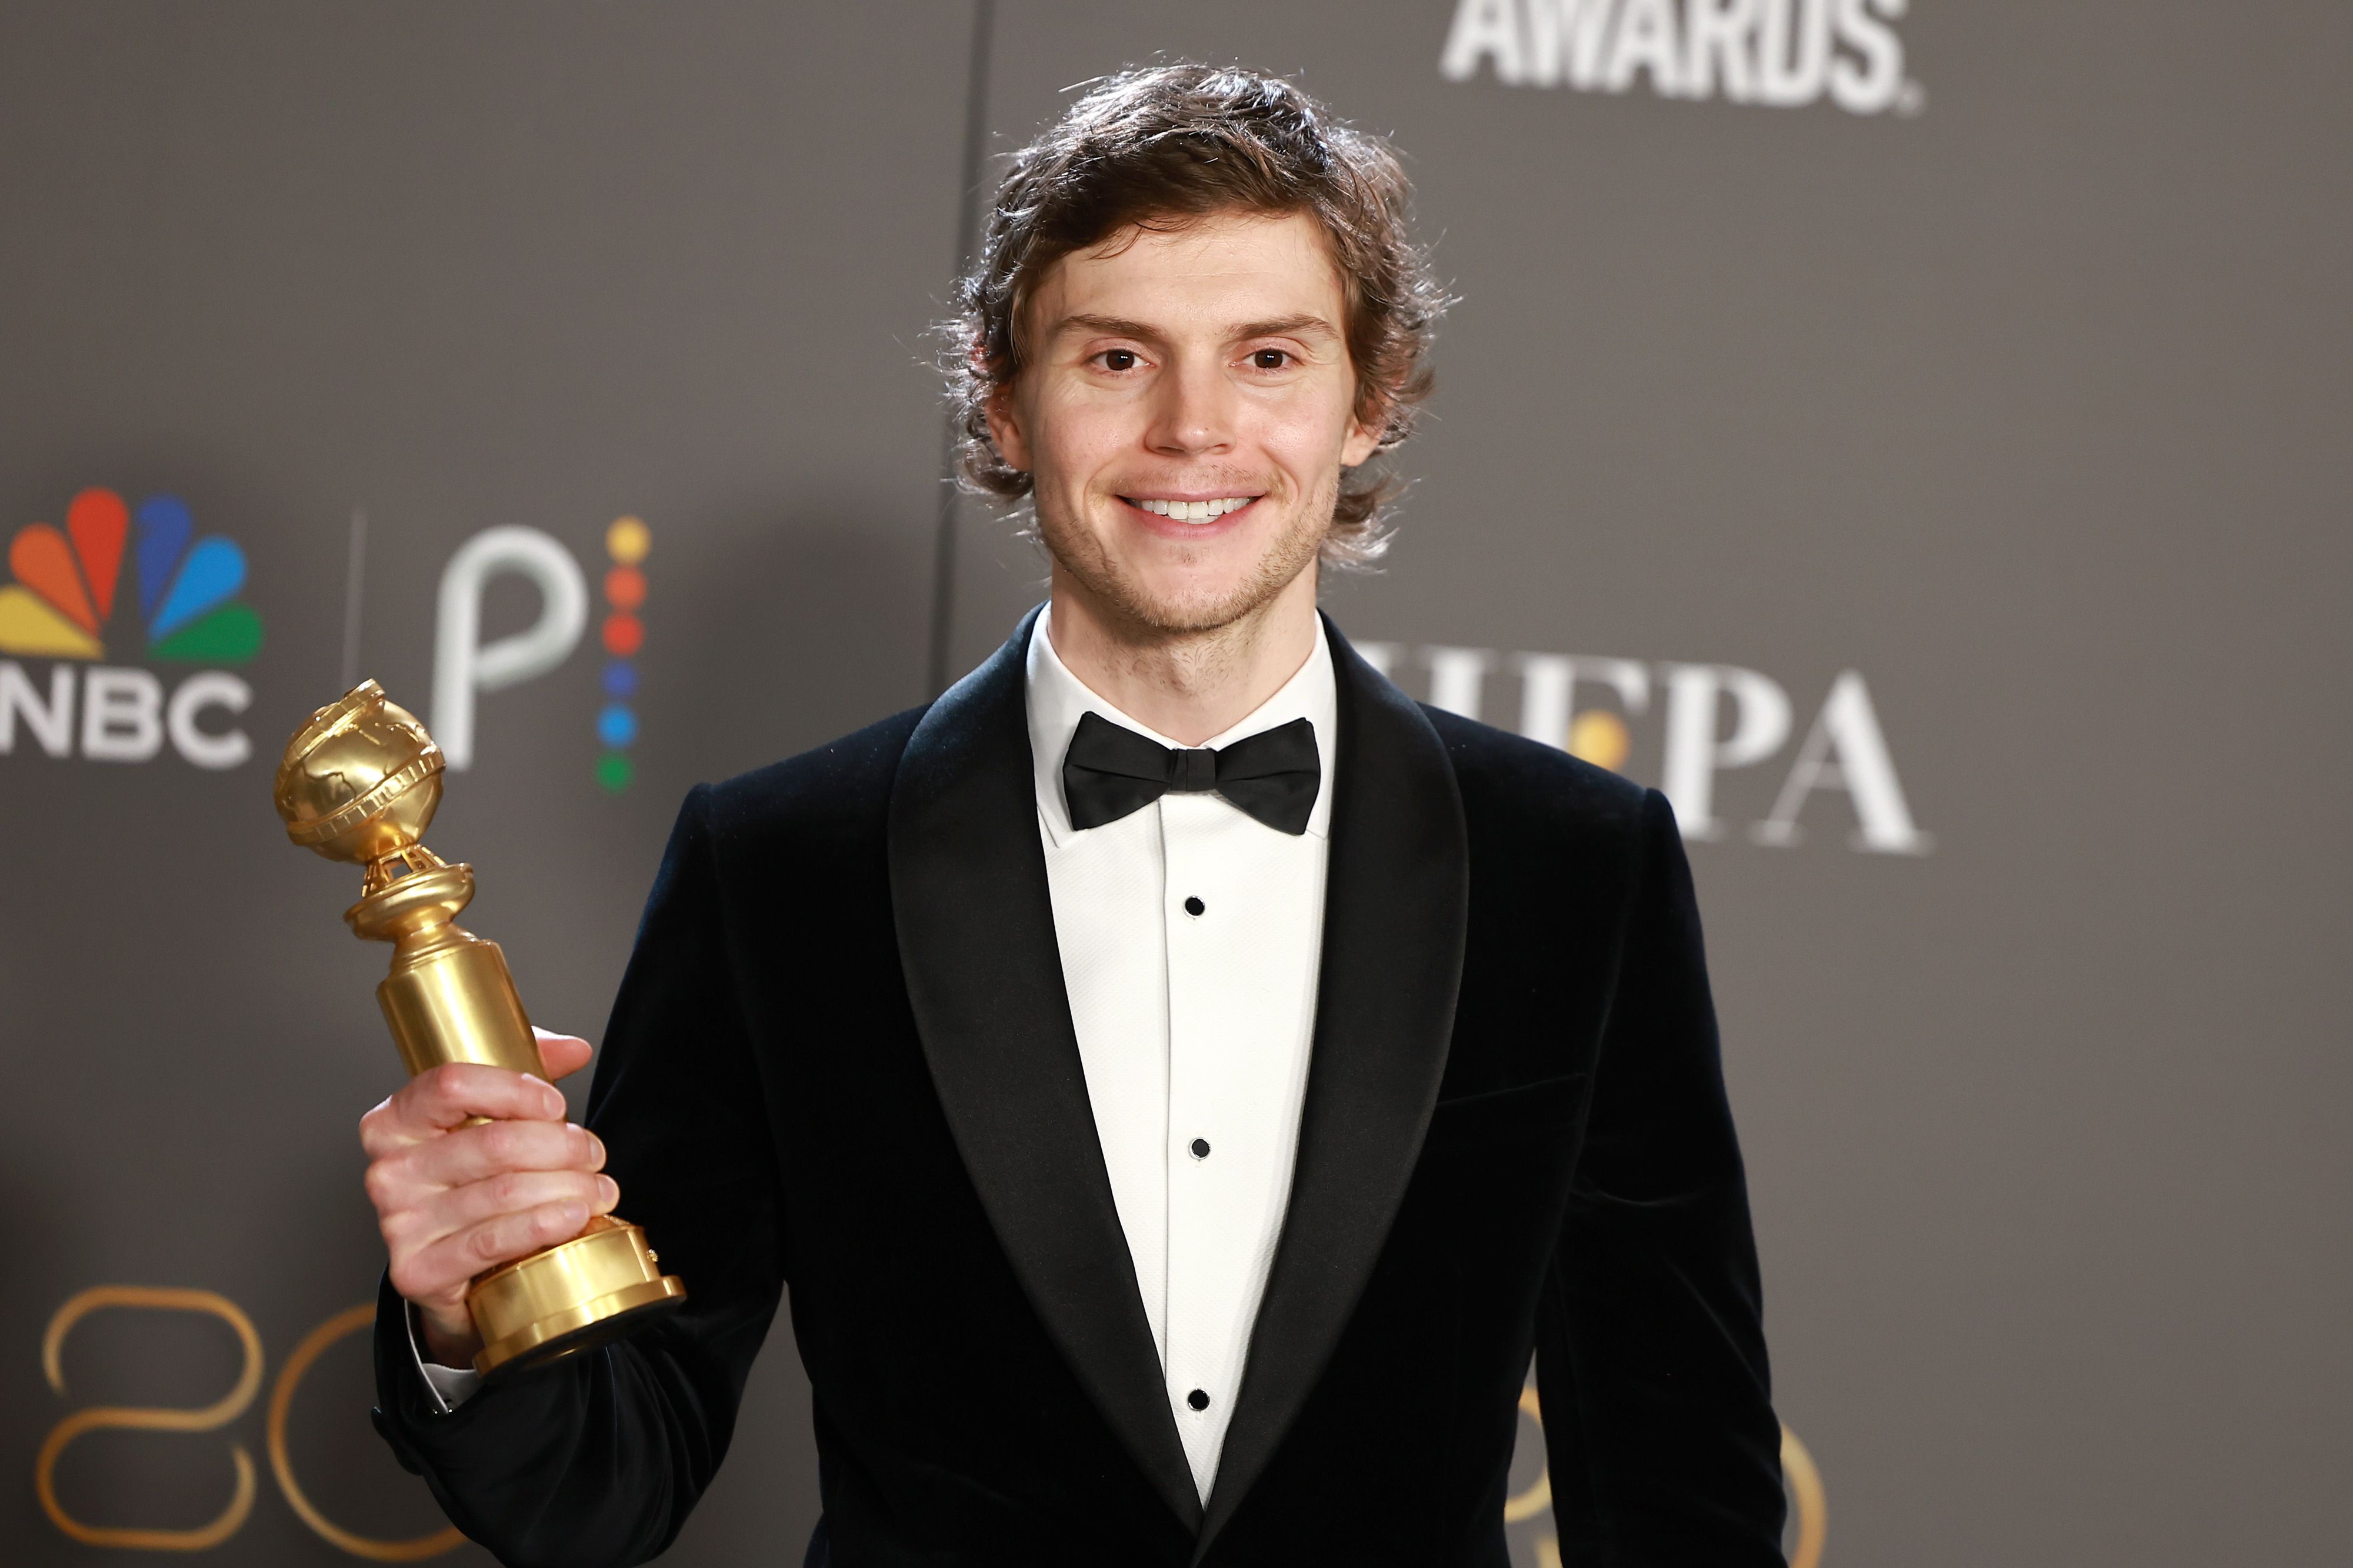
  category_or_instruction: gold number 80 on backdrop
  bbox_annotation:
[39,1287,463,1559]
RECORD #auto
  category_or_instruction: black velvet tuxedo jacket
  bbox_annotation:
[371,612,1785,1567]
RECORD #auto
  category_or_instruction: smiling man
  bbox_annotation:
[358,65,1787,1566]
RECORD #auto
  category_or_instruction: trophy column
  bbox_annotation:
[276,682,686,1379]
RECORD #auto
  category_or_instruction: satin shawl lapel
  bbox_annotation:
[888,608,1202,1533]
[1194,618,1471,1556]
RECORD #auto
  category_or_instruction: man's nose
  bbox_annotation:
[1144,355,1238,458]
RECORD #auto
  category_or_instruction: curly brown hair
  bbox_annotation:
[946,64,1449,567]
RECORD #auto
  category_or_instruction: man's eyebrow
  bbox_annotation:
[1232,314,1342,342]
[1044,312,1344,342]
[1046,313,1165,341]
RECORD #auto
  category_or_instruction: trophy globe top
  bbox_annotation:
[274,680,447,866]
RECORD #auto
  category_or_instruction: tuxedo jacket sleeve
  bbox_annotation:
[370,783,786,1567]
[1532,787,1784,1562]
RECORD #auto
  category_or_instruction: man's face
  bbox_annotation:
[989,209,1384,635]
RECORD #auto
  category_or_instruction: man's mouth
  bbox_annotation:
[1122,495,1260,523]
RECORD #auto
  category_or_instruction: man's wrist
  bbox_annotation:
[404,1301,484,1413]
[416,1303,484,1368]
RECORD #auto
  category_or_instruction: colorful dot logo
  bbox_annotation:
[596,516,649,793]
[0,489,262,663]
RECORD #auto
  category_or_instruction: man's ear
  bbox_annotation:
[985,378,1032,474]
[1339,398,1387,469]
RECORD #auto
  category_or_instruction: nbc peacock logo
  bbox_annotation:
[0,488,261,662]
[0,487,263,769]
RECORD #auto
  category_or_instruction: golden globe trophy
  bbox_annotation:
[273,680,685,1379]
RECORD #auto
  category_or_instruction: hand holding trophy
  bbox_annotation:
[274,681,684,1379]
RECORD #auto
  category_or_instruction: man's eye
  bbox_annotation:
[1251,348,1291,370]
[1099,349,1139,372]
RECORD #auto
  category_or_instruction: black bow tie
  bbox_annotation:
[1061,711,1321,836]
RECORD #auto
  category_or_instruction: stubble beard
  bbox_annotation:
[1035,466,1337,643]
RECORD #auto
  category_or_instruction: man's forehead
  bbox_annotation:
[1034,210,1345,329]
[1079,208,1325,262]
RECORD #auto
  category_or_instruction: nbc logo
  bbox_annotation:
[0,488,263,769]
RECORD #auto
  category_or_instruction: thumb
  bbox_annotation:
[531,1026,595,1082]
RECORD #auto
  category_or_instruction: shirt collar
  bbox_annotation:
[1025,603,1338,848]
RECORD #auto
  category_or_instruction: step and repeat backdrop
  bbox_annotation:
[2,4,2344,1565]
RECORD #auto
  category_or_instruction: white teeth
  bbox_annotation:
[1132,496,1253,522]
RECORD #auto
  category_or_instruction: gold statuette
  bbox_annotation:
[274,680,685,1379]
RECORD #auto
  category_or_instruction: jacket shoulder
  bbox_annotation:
[1418,703,1654,849]
[701,703,929,852]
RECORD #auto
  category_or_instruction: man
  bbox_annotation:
[360,65,1785,1566]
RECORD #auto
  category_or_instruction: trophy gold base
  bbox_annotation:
[469,1214,687,1380]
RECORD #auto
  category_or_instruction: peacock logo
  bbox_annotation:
[0,488,262,663]
[0,487,262,769]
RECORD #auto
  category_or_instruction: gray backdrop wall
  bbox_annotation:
[3,3,2345,1564]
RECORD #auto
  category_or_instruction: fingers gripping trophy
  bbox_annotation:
[273,680,685,1378]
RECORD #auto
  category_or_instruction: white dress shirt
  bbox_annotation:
[412,1317,478,1410]
[416,610,1337,1499]
[1026,609,1333,1503]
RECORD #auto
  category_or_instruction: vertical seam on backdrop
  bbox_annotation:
[339,509,368,692]
[926,0,999,698]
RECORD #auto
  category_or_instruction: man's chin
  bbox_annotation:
[1042,506,1325,638]
[1108,584,1265,635]
[1062,563,1287,636]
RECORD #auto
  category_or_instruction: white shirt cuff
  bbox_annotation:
[405,1302,483,1412]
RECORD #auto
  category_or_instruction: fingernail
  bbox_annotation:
[588,1134,607,1167]
[559,1202,589,1229]
[596,1176,619,1207]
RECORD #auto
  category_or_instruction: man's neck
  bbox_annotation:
[1045,568,1320,747]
